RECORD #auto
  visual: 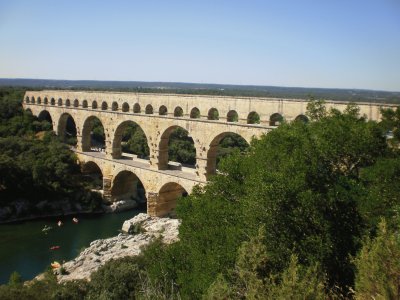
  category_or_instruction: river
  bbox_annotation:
[0,209,144,284]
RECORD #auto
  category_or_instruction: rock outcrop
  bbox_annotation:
[58,213,180,282]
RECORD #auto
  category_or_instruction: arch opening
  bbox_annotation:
[51,98,55,105]
[159,126,196,170]
[82,100,88,108]
[156,182,188,217]
[208,108,219,120]
[133,103,141,113]
[31,96,35,104]
[190,107,200,119]
[44,97,48,105]
[25,96,30,103]
[65,99,71,107]
[73,99,79,107]
[101,101,108,110]
[122,102,129,112]
[111,171,147,207]
[81,161,103,191]
[159,105,168,116]
[112,121,150,160]
[82,116,105,152]
[38,110,53,131]
[174,106,183,117]
[37,97,42,104]
[92,101,98,109]
[247,111,260,124]
[207,132,249,177]
[58,98,63,106]
[57,113,77,146]
[112,102,118,111]
[295,114,309,123]
[269,113,283,126]
[227,110,239,122]
[145,104,153,114]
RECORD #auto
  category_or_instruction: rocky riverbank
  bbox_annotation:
[57,213,180,282]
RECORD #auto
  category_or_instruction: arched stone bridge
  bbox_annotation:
[23,90,392,216]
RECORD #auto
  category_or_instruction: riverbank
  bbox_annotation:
[0,198,144,225]
[56,213,180,282]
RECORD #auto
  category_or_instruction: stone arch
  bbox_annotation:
[31,96,35,104]
[155,182,188,217]
[227,110,239,122]
[101,101,108,110]
[57,113,77,146]
[111,170,147,204]
[174,106,183,117]
[145,104,153,114]
[51,98,55,105]
[158,125,196,169]
[247,111,260,124]
[208,108,219,120]
[159,105,168,116]
[122,102,129,112]
[44,97,48,105]
[38,110,53,130]
[58,98,63,106]
[92,101,98,109]
[112,101,118,111]
[37,97,42,104]
[112,120,150,159]
[81,161,103,190]
[73,99,79,107]
[190,107,200,118]
[65,99,71,107]
[206,132,250,177]
[295,114,309,123]
[81,116,106,152]
[82,100,88,108]
[269,113,283,126]
[25,96,30,103]
[133,103,141,113]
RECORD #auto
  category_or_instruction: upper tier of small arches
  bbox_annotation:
[25,95,309,126]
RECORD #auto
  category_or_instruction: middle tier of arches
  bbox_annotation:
[36,107,263,181]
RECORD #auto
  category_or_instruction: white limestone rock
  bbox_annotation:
[58,213,180,282]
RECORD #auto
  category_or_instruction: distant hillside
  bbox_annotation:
[1,78,399,104]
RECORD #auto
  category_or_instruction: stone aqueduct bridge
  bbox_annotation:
[23,90,391,216]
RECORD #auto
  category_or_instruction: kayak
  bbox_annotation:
[50,246,60,250]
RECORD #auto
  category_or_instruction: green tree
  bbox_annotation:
[354,220,400,300]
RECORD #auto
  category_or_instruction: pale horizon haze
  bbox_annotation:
[0,0,399,92]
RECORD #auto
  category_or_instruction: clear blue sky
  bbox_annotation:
[0,0,399,91]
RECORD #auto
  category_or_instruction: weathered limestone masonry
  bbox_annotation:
[23,90,394,216]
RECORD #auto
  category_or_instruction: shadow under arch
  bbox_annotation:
[158,125,196,170]
[112,120,150,159]
[269,113,283,126]
[156,182,188,217]
[294,114,309,123]
[38,110,53,130]
[82,116,106,152]
[58,113,77,146]
[206,132,249,177]
[81,161,103,191]
[111,170,147,205]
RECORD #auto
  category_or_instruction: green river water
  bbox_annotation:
[0,209,144,284]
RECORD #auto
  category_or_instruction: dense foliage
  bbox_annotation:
[0,87,102,219]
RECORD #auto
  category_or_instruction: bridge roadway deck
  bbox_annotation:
[75,150,204,185]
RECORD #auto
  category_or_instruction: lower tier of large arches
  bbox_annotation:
[77,152,198,217]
